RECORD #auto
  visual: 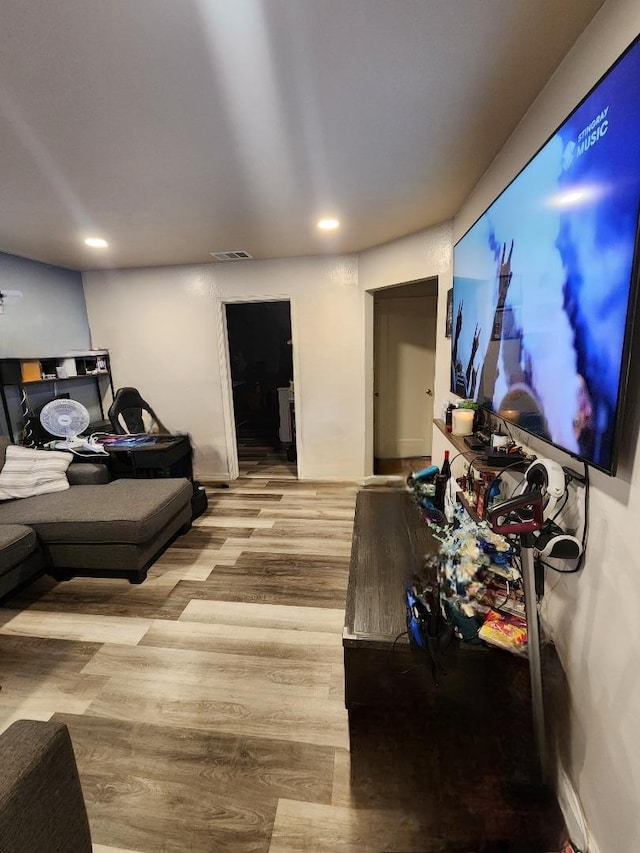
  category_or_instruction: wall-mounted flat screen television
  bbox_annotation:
[451,35,640,475]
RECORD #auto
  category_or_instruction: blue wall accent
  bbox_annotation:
[0,251,91,357]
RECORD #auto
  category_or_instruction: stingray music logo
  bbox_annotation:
[563,105,610,170]
[577,106,610,147]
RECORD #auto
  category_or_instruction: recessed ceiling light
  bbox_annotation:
[84,237,109,248]
[317,218,340,231]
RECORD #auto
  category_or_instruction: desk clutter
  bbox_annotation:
[97,433,165,448]
[407,438,586,662]
[442,400,532,468]
[406,457,528,659]
[408,502,528,658]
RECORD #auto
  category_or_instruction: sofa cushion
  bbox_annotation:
[0,524,38,574]
[0,445,71,501]
[0,478,192,545]
[66,462,111,486]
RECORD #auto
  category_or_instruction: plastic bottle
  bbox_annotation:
[411,463,439,482]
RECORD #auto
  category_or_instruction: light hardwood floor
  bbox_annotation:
[0,472,562,852]
[0,477,362,853]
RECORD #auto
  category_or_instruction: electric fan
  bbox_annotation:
[39,399,106,454]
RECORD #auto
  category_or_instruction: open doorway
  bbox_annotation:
[373,279,438,477]
[225,300,297,479]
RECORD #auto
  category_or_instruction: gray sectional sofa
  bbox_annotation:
[0,719,92,853]
[0,436,193,597]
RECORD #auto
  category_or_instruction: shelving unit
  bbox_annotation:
[434,417,528,522]
[434,415,547,781]
[456,489,481,522]
[433,418,527,474]
[0,350,115,443]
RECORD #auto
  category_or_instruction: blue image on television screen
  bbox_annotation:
[451,36,640,474]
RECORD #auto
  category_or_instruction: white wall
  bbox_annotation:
[84,226,454,482]
[359,224,453,475]
[448,2,640,850]
[83,256,364,480]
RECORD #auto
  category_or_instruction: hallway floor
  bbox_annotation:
[238,438,297,480]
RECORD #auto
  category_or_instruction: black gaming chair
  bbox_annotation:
[107,387,209,509]
[108,387,169,435]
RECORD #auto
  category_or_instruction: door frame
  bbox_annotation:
[216,294,299,480]
[364,278,439,482]
[374,292,437,460]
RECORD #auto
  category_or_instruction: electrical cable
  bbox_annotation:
[510,554,523,579]
[449,451,467,466]
[387,630,409,657]
[500,418,516,443]
[487,458,531,497]
[494,412,531,451]
[487,579,511,613]
[386,628,419,677]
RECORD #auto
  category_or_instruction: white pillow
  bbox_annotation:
[0,445,72,500]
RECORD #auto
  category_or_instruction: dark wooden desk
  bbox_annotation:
[343,488,522,709]
[106,435,192,479]
[343,489,550,815]
[344,489,434,647]
[343,489,435,708]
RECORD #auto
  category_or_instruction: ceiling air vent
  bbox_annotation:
[209,250,253,261]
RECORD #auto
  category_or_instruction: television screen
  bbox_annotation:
[451,35,640,475]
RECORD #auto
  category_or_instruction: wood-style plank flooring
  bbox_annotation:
[374,455,431,477]
[0,469,563,852]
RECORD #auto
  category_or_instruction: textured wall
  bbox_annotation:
[448,2,640,850]
[83,255,364,480]
[84,227,452,481]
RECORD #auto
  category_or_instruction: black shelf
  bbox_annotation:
[0,352,115,444]
[15,372,111,387]
[434,418,527,474]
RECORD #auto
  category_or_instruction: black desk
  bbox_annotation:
[106,435,192,479]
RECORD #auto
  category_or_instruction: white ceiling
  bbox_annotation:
[0,0,604,271]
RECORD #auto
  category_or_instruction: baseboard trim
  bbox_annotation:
[587,832,603,853]
[556,761,600,852]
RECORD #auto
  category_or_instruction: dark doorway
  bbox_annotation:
[225,301,297,478]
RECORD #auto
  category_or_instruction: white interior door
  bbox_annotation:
[374,294,437,459]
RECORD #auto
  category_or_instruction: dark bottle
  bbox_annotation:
[440,450,451,479]
[434,451,451,512]
[434,474,448,512]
